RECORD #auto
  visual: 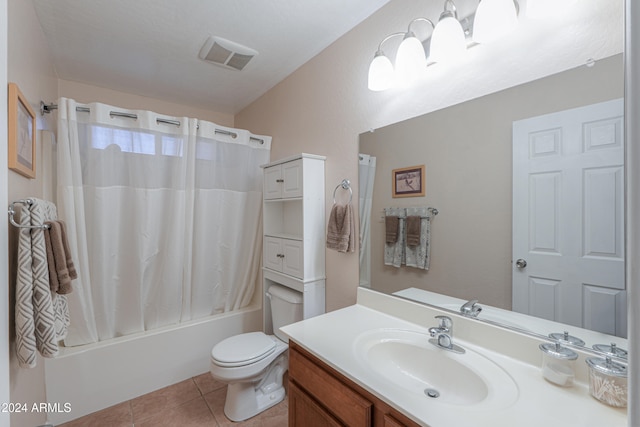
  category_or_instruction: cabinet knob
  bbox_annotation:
[276,179,284,183]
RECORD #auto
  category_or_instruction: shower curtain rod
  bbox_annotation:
[39,101,265,144]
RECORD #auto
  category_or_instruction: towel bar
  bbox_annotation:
[8,199,51,229]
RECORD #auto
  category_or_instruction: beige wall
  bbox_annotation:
[7,0,57,424]
[1,1,10,424]
[360,55,623,309]
[58,80,234,127]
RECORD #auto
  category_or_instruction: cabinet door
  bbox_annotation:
[281,159,303,198]
[264,166,283,200]
[289,345,372,426]
[289,382,344,427]
[264,237,283,272]
[281,239,304,279]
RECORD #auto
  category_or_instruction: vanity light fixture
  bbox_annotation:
[395,18,435,85]
[367,0,520,92]
[472,0,519,43]
[367,32,403,91]
[430,0,467,63]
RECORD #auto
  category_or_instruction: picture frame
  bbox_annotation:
[8,83,36,179]
[392,165,425,198]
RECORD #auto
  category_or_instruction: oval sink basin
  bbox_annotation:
[353,329,518,409]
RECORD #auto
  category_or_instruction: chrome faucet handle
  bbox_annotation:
[460,299,482,317]
[434,315,453,333]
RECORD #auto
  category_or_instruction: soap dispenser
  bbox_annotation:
[539,342,578,387]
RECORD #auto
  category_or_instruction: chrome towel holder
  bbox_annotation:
[333,179,353,204]
[8,199,50,229]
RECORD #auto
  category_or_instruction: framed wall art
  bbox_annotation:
[392,165,425,198]
[8,83,36,179]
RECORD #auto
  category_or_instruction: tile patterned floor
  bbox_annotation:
[58,373,288,427]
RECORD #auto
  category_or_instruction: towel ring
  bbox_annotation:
[333,179,353,204]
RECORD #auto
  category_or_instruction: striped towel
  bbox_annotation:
[15,199,70,368]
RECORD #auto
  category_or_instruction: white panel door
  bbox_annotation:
[512,99,626,337]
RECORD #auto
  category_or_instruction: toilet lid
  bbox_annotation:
[211,332,277,367]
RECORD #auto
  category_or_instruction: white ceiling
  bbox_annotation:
[33,0,390,114]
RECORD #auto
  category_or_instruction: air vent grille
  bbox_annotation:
[199,36,258,71]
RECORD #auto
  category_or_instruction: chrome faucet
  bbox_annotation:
[428,315,465,354]
[460,299,482,318]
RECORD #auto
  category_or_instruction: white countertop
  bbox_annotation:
[281,302,627,427]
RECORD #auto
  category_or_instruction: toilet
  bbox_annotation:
[210,284,303,421]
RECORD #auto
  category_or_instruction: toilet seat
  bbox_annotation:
[211,332,277,368]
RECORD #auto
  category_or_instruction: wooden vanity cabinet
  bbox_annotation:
[288,341,424,427]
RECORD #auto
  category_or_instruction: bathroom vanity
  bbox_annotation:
[289,341,420,426]
[281,288,627,427]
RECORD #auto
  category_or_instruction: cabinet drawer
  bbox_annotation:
[289,345,372,427]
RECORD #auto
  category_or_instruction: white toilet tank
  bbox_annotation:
[267,284,303,342]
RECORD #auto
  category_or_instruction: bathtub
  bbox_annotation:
[43,303,262,425]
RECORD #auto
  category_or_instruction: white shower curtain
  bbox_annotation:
[56,98,270,346]
[358,154,376,288]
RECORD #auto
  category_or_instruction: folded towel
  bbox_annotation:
[385,216,399,243]
[58,220,77,280]
[15,199,60,368]
[384,208,405,267]
[45,221,73,294]
[326,204,355,253]
[43,225,60,293]
[406,216,421,246]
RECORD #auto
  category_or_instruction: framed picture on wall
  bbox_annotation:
[8,83,36,179]
[392,165,425,198]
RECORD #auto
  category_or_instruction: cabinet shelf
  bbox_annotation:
[264,232,302,241]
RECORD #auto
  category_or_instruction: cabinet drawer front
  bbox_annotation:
[290,346,372,427]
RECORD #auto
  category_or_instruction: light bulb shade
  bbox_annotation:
[367,53,395,91]
[473,0,518,43]
[430,15,467,63]
[395,35,427,84]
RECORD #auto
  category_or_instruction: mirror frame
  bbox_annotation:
[625,1,639,424]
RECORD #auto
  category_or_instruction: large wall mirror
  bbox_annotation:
[358,1,626,353]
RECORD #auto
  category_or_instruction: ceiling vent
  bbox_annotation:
[198,36,258,71]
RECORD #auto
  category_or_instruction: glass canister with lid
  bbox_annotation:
[539,342,578,387]
[585,356,628,408]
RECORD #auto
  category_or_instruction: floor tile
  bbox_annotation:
[134,397,217,427]
[203,387,288,427]
[194,372,227,395]
[131,378,201,423]
[58,401,132,427]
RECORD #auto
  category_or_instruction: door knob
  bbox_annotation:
[515,258,527,269]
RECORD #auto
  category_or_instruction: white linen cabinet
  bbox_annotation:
[261,154,326,331]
